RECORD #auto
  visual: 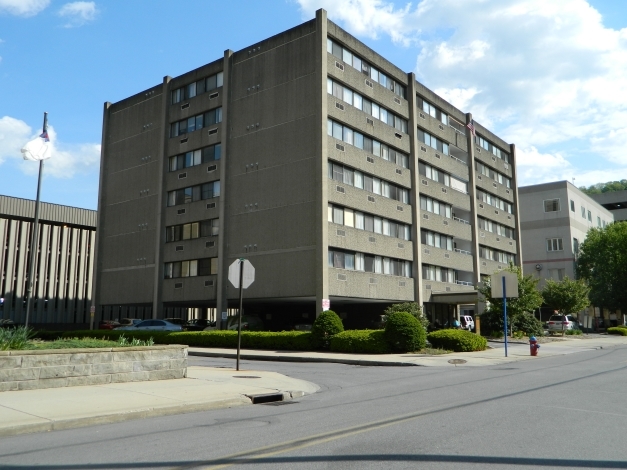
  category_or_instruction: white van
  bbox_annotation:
[460,315,475,331]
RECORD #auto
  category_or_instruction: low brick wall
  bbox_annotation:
[0,345,187,392]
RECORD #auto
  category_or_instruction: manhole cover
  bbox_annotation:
[448,359,467,365]
[233,375,261,379]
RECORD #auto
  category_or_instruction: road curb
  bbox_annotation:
[188,350,420,367]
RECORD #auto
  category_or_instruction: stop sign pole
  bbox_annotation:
[228,258,255,371]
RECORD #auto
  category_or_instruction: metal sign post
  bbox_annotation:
[228,259,255,371]
[491,271,519,358]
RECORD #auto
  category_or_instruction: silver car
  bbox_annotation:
[547,314,579,334]
[115,319,183,332]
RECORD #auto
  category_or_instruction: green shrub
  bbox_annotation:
[0,326,35,350]
[608,327,627,336]
[614,325,627,330]
[565,329,583,336]
[479,311,543,337]
[384,302,429,330]
[52,330,314,350]
[330,330,390,354]
[311,310,344,349]
[427,329,487,352]
[384,311,426,352]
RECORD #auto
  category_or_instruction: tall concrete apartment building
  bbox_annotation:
[519,181,613,289]
[0,195,97,326]
[95,9,521,328]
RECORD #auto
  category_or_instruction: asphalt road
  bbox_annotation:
[1,345,627,469]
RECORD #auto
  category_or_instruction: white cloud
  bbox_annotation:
[0,0,49,17]
[0,115,100,178]
[298,0,627,185]
[58,1,97,27]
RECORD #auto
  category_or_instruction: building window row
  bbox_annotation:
[166,218,219,242]
[476,189,513,214]
[475,161,511,188]
[544,198,560,212]
[417,128,450,156]
[416,97,448,126]
[327,78,408,133]
[328,203,411,240]
[477,217,515,239]
[169,143,221,172]
[170,107,222,137]
[420,195,452,218]
[476,135,510,163]
[164,257,218,279]
[328,248,412,277]
[327,118,409,168]
[171,72,223,104]
[327,38,407,99]
[167,181,220,206]
[419,161,468,193]
[421,229,453,251]
[479,245,516,264]
[328,162,410,203]
[422,264,455,283]
[546,238,563,252]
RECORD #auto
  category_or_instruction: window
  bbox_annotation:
[328,248,411,277]
[171,72,223,104]
[327,78,408,133]
[421,230,453,250]
[546,238,563,252]
[328,204,410,240]
[570,200,575,212]
[544,199,560,212]
[573,238,579,255]
[167,181,220,206]
[475,136,510,163]
[417,129,449,155]
[327,38,407,99]
[419,161,468,193]
[477,217,514,239]
[597,216,601,227]
[548,268,565,281]
[581,206,585,218]
[170,108,222,137]
[328,162,409,203]
[422,264,455,283]
[164,257,217,278]
[416,97,448,125]
[475,161,511,188]
[477,189,513,213]
[479,246,516,264]
[420,195,452,218]
[327,119,409,168]
[165,219,219,242]
[169,143,221,171]
[588,210,592,222]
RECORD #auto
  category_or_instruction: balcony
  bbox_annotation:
[449,146,468,165]
[449,118,467,136]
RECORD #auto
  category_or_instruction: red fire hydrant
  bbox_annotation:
[529,336,540,356]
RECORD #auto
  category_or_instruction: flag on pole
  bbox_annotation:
[466,120,476,137]
[21,131,51,161]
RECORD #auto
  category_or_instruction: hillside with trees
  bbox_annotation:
[580,179,627,195]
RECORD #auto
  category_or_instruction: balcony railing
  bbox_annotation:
[450,154,467,165]
[453,216,470,225]
[456,280,473,286]
[454,248,472,256]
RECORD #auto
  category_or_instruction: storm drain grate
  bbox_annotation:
[247,393,284,404]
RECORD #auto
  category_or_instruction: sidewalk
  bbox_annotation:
[188,335,627,367]
[0,366,318,437]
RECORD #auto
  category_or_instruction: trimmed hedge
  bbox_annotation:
[330,330,390,354]
[311,310,344,349]
[427,329,487,352]
[44,330,314,350]
[608,327,627,336]
[384,312,426,352]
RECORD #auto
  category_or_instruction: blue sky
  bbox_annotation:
[0,0,625,210]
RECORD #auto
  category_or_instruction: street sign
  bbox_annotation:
[322,299,330,311]
[490,272,519,298]
[90,306,95,314]
[228,259,255,289]
[222,311,228,321]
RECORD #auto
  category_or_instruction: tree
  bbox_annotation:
[542,277,590,315]
[576,222,627,312]
[580,179,627,196]
[384,302,428,330]
[478,264,544,319]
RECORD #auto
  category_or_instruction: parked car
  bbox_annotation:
[547,314,579,334]
[204,315,264,331]
[164,318,186,326]
[115,319,183,331]
[293,323,312,331]
[118,318,142,327]
[460,315,475,331]
[184,319,214,331]
[99,320,120,330]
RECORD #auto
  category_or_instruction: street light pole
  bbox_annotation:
[24,112,47,329]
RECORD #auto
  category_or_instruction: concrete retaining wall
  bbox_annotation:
[0,345,187,392]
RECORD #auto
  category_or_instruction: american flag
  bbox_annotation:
[466,120,476,136]
[40,131,49,142]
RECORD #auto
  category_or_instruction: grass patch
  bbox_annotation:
[3,329,155,350]
[411,347,451,355]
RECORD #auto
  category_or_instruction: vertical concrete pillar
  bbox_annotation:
[509,144,523,270]
[407,73,423,307]
[152,76,172,318]
[315,8,329,317]
[216,49,233,328]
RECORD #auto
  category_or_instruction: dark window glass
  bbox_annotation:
[198,258,213,276]
[364,215,374,232]
[364,175,373,193]
[364,255,375,272]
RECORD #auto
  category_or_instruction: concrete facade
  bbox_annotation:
[519,181,613,289]
[0,195,97,326]
[589,190,627,221]
[95,10,521,329]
